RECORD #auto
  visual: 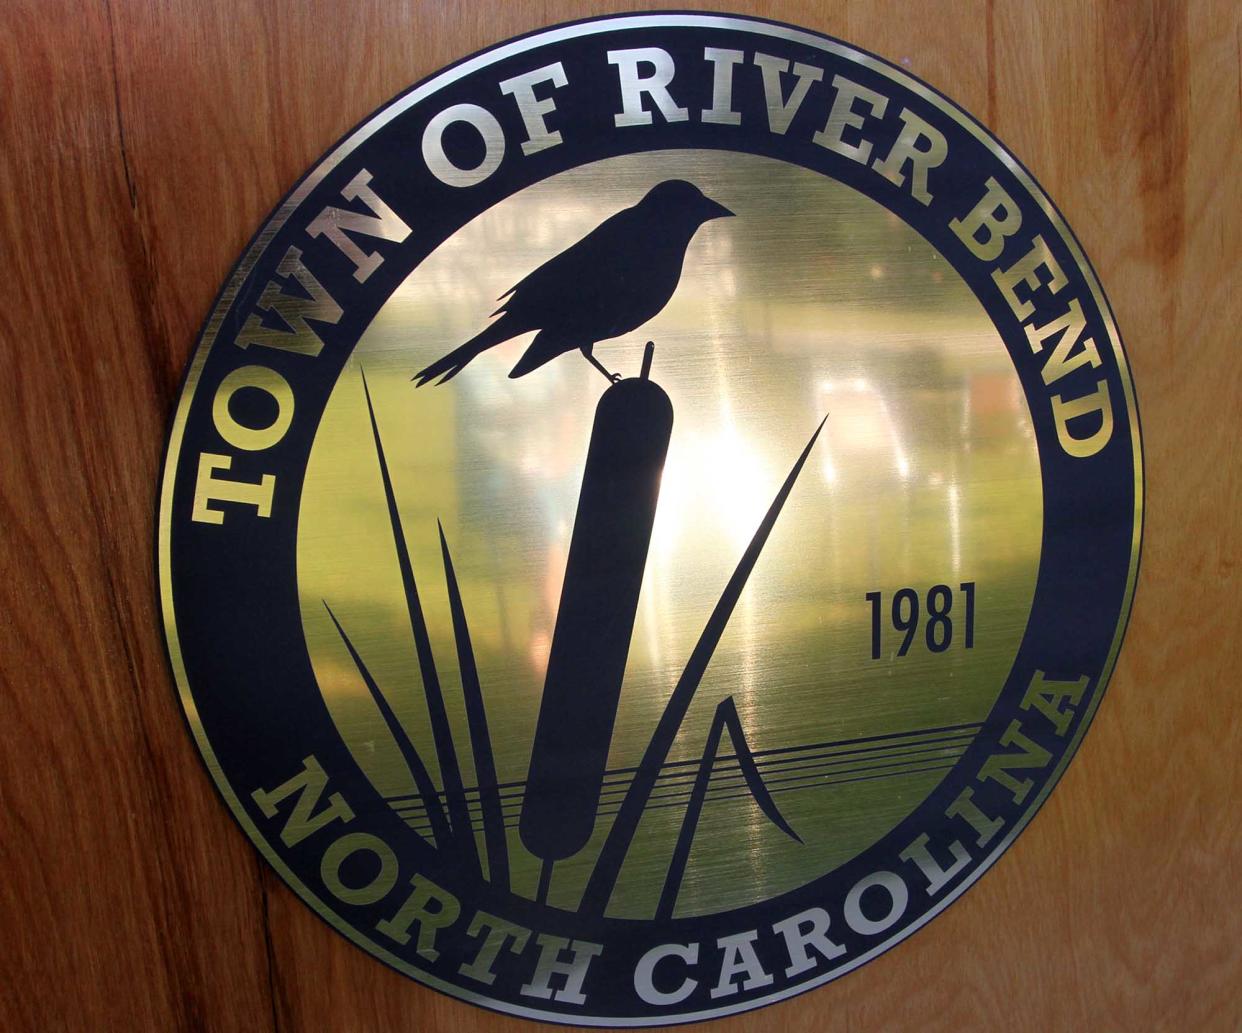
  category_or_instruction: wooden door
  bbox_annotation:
[2,2,1238,1030]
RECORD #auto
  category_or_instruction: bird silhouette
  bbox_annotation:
[412,180,733,386]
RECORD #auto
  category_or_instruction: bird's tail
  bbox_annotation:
[412,314,523,387]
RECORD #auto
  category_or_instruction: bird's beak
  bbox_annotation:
[703,198,734,220]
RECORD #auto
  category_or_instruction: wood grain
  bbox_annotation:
[1,1,1238,1030]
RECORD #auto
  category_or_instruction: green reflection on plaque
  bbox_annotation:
[296,151,1042,918]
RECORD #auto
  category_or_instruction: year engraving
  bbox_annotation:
[866,582,975,659]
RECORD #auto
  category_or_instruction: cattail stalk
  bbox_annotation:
[519,345,672,874]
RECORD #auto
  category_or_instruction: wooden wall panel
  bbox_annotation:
[1,2,1237,1030]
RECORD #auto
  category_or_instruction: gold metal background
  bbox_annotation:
[297,150,1043,918]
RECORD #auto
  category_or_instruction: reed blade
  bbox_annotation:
[438,521,509,890]
[656,697,800,920]
[323,602,451,848]
[655,699,726,920]
[716,697,802,844]
[581,415,826,915]
[360,369,479,877]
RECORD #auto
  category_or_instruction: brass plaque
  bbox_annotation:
[158,14,1141,1025]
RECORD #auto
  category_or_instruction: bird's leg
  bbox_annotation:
[581,345,621,383]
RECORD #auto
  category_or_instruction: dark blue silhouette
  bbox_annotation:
[413,180,732,386]
[520,354,673,886]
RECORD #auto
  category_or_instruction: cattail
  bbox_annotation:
[520,344,672,872]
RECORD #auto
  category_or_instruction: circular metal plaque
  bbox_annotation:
[158,13,1142,1025]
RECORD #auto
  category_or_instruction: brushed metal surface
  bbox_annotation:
[297,150,1042,918]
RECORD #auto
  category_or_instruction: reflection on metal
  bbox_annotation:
[299,151,1043,917]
